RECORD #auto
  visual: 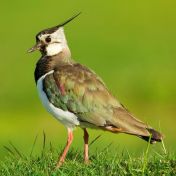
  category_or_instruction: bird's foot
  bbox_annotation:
[84,159,91,165]
[56,160,64,169]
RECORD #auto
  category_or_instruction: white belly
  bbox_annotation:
[36,70,80,129]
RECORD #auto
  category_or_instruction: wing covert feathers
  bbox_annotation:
[43,63,163,143]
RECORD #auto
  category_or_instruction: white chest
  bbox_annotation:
[36,70,80,129]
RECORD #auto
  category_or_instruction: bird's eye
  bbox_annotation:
[45,36,51,43]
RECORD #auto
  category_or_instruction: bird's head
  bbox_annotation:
[28,12,81,56]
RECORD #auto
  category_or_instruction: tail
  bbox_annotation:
[105,107,163,144]
[139,128,163,144]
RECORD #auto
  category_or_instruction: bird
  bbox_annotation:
[28,13,163,168]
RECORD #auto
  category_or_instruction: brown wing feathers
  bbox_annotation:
[102,107,163,143]
[43,63,163,143]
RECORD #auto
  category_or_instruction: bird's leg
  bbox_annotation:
[83,128,89,164]
[56,128,73,168]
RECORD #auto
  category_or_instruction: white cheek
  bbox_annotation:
[46,43,63,56]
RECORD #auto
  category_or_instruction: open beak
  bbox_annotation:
[27,42,42,53]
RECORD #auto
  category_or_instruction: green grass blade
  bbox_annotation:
[30,134,38,157]
[89,134,101,147]
[9,141,24,158]
[3,146,15,156]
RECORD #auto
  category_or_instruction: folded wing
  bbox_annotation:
[43,63,163,143]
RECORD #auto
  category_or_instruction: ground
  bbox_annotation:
[0,137,175,176]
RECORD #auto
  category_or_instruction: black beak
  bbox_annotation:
[28,42,43,53]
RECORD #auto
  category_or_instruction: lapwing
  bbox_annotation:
[28,13,163,168]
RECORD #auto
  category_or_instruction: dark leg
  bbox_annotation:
[56,128,73,168]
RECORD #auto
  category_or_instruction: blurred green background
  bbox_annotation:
[0,0,176,158]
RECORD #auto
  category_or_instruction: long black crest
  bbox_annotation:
[58,12,81,27]
[36,12,81,38]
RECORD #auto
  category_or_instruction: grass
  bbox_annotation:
[1,0,176,167]
[0,134,176,176]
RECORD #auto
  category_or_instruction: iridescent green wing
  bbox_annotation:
[43,63,153,137]
[43,63,121,126]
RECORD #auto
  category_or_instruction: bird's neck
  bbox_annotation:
[35,49,74,83]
